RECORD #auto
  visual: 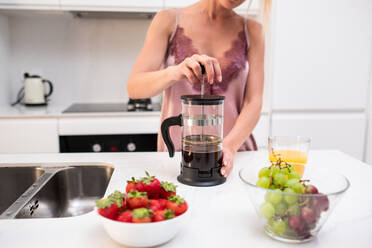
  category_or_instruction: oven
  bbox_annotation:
[59,134,157,153]
[59,101,160,153]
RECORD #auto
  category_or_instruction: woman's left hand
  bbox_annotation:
[220,144,236,178]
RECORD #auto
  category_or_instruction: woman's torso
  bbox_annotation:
[158,8,257,152]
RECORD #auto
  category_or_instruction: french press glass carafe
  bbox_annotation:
[161,95,226,186]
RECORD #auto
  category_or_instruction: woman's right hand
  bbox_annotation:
[175,54,222,85]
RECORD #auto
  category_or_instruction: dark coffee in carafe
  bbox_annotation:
[182,135,223,171]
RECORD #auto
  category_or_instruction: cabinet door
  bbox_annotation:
[0,119,59,153]
[60,0,163,11]
[271,113,366,160]
[252,113,269,148]
[271,0,372,110]
[0,0,59,9]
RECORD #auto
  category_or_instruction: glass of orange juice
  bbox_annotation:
[268,136,311,178]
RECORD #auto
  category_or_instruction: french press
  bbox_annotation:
[161,94,226,187]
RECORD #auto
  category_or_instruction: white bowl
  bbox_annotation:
[97,209,190,247]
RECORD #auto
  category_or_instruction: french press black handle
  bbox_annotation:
[161,114,182,157]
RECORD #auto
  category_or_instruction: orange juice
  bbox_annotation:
[269,150,308,177]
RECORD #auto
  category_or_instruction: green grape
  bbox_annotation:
[271,220,287,235]
[265,189,283,205]
[258,167,271,178]
[284,188,298,205]
[270,166,280,177]
[287,164,295,172]
[288,170,300,180]
[269,184,277,190]
[292,182,305,194]
[259,202,275,219]
[275,202,288,215]
[273,173,287,186]
[286,178,300,188]
[256,176,271,188]
[288,203,300,216]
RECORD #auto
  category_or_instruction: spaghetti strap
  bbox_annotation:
[243,18,250,48]
[169,8,179,42]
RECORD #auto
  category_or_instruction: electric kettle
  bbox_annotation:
[12,73,53,106]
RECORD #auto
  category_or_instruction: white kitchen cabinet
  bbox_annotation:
[60,0,164,12]
[0,118,59,153]
[271,0,372,111]
[271,113,367,160]
[252,113,269,148]
[0,0,59,10]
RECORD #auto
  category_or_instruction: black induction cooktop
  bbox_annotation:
[62,103,161,113]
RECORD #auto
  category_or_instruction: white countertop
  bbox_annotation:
[0,103,161,119]
[0,150,371,248]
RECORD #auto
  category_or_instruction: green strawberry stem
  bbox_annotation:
[168,195,185,204]
[132,208,153,218]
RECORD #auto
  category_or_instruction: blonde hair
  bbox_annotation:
[263,0,272,27]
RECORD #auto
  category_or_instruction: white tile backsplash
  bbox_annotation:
[7,13,154,106]
[0,14,9,105]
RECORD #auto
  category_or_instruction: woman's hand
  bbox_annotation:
[175,54,222,85]
[220,143,236,178]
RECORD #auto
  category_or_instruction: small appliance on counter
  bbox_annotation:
[11,73,53,106]
[161,95,226,187]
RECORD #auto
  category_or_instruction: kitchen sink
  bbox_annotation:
[0,167,44,215]
[0,164,114,219]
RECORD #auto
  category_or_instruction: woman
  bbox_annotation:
[127,0,265,177]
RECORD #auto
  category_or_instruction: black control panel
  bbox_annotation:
[59,134,157,153]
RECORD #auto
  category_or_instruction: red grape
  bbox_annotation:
[288,215,304,232]
[306,185,319,194]
[312,194,329,212]
[301,207,317,224]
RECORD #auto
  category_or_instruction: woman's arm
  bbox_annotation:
[221,19,265,177]
[127,10,222,99]
[127,10,178,99]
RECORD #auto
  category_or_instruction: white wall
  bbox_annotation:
[8,13,152,106]
[0,14,9,105]
[366,62,372,164]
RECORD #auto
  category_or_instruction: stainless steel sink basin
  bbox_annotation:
[0,167,44,215]
[0,164,114,219]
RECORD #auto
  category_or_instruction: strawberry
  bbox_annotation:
[153,209,175,222]
[96,198,119,220]
[108,190,126,212]
[132,208,153,223]
[159,181,177,199]
[126,177,144,193]
[127,190,149,209]
[139,171,162,199]
[166,195,188,216]
[116,210,133,223]
[149,199,166,212]
[158,199,168,209]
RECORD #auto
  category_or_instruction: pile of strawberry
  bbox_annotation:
[96,172,188,223]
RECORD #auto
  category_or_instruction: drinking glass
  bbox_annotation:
[268,136,311,177]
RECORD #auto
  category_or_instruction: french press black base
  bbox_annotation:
[177,165,226,187]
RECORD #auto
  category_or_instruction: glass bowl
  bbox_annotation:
[239,165,350,243]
